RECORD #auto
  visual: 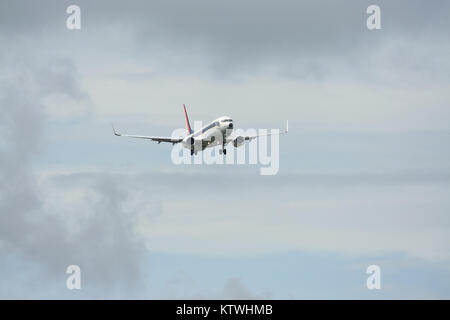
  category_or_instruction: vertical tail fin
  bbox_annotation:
[183,104,193,135]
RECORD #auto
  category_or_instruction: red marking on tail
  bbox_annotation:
[183,104,193,135]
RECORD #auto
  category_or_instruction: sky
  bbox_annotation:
[0,0,450,299]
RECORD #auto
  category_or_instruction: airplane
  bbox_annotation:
[112,104,288,156]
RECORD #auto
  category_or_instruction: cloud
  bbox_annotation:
[2,0,450,80]
[116,170,449,262]
[1,0,450,299]
[89,0,450,81]
[222,277,270,299]
[156,272,271,299]
[2,0,449,132]
[32,170,449,264]
[0,53,146,298]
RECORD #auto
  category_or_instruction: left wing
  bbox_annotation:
[112,124,183,144]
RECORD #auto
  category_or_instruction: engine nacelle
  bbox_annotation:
[183,137,199,149]
[185,137,195,146]
[233,136,245,148]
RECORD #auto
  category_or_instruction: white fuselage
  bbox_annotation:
[182,116,233,151]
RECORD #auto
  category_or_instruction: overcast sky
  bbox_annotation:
[1,0,450,299]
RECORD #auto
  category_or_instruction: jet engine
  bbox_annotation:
[233,136,245,147]
[186,137,195,145]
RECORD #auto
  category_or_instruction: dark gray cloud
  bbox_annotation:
[1,0,449,79]
[88,0,450,78]
[0,54,146,298]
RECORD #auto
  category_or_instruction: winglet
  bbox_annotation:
[183,104,193,135]
[285,120,289,133]
[111,123,121,136]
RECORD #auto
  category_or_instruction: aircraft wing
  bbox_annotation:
[227,120,289,143]
[112,124,183,144]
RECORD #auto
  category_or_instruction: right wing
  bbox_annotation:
[112,124,183,144]
[226,120,289,143]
